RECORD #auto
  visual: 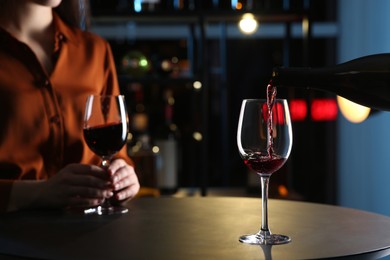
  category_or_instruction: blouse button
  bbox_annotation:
[35,78,50,88]
[44,79,50,87]
[50,115,60,124]
[58,33,64,41]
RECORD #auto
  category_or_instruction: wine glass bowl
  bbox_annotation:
[83,95,129,215]
[237,99,292,245]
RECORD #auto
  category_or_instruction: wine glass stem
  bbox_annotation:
[101,156,113,208]
[101,157,111,169]
[260,176,271,237]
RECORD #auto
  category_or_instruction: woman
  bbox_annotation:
[0,0,140,212]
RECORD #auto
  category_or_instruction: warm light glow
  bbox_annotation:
[193,132,203,141]
[193,81,202,90]
[337,96,371,123]
[127,133,133,142]
[302,17,309,36]
[152,146,160,153]
[238,13,258,35]
[161,60,171,71]
[278,185,289,197]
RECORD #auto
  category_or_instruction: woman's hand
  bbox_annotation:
[7,161,139,212]
[38,163,114,209]
[107,159,140,203]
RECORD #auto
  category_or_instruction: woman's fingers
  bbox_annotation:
[108,159,140,201]
[67,164,110,184]
[66,185,113,199]
[43,162,139,209]
[68,174,111,189]
[114,183,139,201]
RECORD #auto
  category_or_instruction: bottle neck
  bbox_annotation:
[271,54,390,111]
[272,66,390,111]
[272,67,313,89]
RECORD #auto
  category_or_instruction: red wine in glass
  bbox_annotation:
[237,97,292,245]
[84,122,127,157]
[244,153,287,177]
[83,95,129,215]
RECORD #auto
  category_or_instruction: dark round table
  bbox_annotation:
[0,197,390,259]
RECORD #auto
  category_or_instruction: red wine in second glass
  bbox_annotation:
[83,122,127,157]
[240,81,285,177]
[244,153,287,176]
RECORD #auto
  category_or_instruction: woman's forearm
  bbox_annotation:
[6,180,45,212]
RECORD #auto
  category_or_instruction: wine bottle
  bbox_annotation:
[127,83,157,189]
[154,89,179,195]
[271,53,390,111]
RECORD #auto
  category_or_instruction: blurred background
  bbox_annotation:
[89,0,390,216]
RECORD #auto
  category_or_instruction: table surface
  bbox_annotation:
[0,197,390,260]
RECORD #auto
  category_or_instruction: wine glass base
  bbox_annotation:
[91,205,129,215]
[239,233,291,245]
[67,205,129,215]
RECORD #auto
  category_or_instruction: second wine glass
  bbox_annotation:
[83,95,129,215]
[237,99,292,245]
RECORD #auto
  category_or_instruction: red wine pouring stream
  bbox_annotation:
[266,81,277,157]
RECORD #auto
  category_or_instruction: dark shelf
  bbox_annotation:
[92,11,305,25]
[92,0,338,203]
[118,75,196,87]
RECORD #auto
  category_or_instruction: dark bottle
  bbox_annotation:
[127,83,157,189]
[272,53,390,111]
[154,89,179,195]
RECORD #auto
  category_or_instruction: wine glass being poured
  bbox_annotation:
[237,93,292,244]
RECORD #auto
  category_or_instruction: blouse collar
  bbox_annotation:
[53,11,81,46]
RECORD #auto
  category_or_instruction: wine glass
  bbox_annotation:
[237,99,292,245]
[83,95,129,215]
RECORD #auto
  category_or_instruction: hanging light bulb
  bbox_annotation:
[337,96,371,123]
[238,13,258,34]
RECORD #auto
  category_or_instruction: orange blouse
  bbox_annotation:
[0,13,132,212]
